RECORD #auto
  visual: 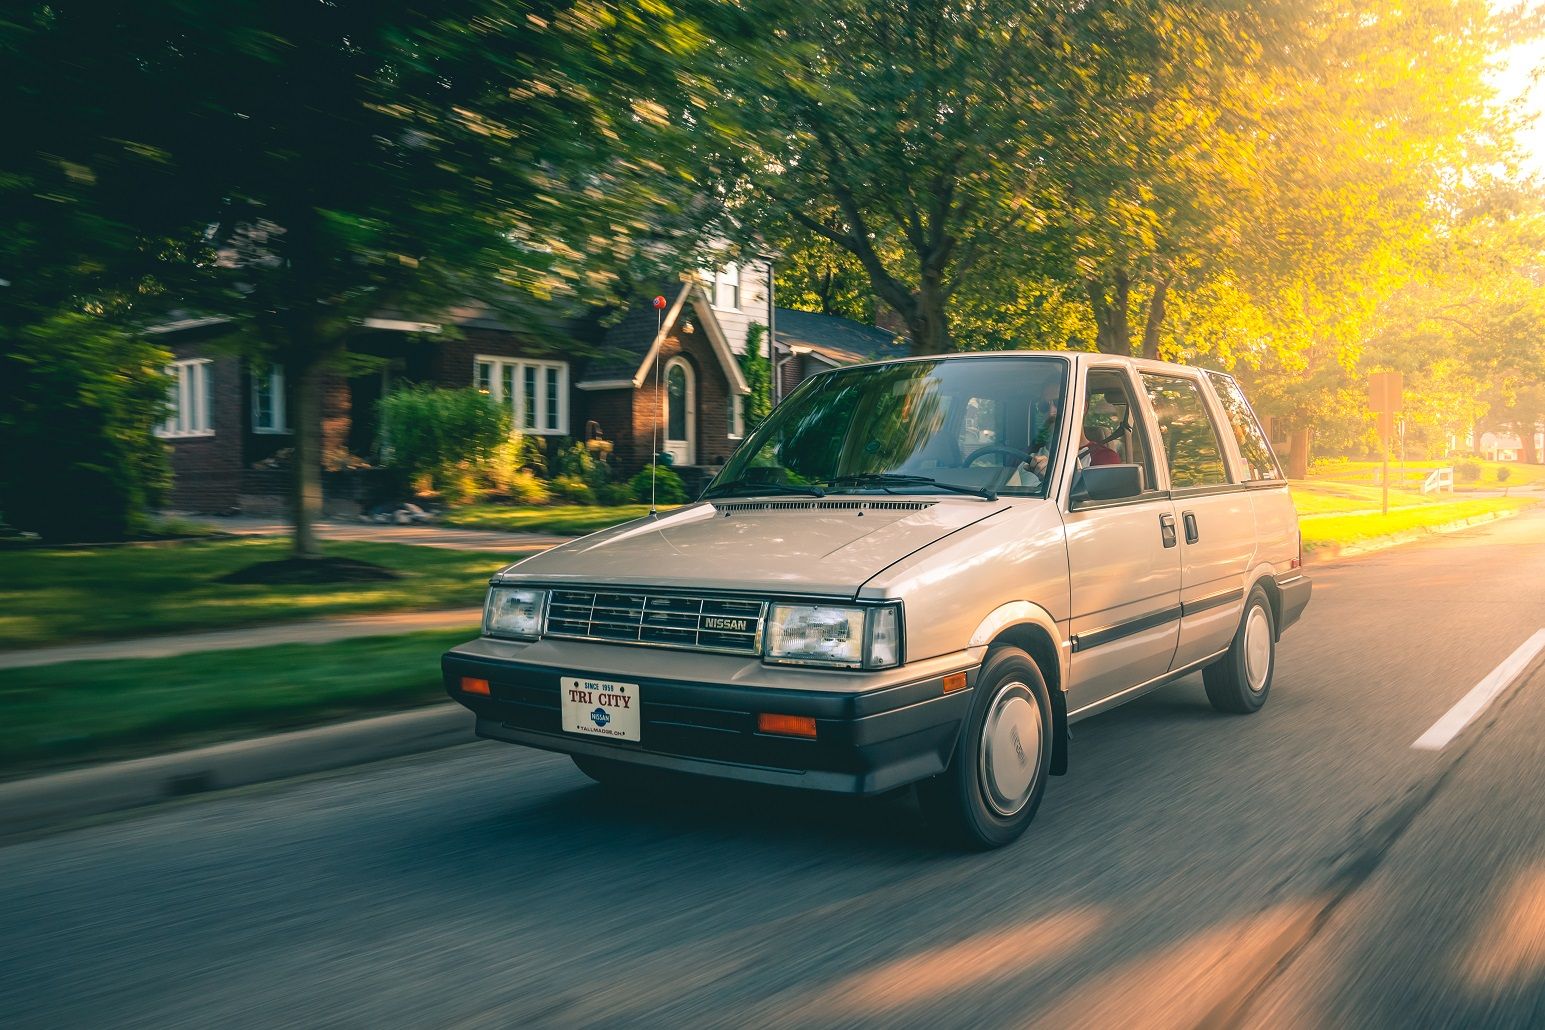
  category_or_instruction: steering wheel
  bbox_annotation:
[962,444,1035,468]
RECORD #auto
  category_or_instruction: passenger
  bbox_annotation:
[1025,395,1122,476]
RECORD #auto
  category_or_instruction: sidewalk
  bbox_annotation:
[0,607,482,670]
[174,514,573,552]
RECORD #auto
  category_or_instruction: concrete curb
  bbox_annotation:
[0,703,473,839]
[1304,507,1522,563]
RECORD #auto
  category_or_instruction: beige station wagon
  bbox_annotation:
[445,352,1311,847]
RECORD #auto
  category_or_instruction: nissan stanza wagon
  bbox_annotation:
[444,353,1311,847]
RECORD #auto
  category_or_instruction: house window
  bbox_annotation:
[157,358,213,438]
[699,264,740,311]
[474,355,569,435]
[251,364,288,434]
[728,394,745,439]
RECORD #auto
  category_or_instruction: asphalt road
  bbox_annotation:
[5,510,1545,1028]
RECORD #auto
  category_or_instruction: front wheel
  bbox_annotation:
[1203,584,1276,714]
[917,646,1052,849]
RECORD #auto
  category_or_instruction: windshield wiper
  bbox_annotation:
[827,473,997,501]
[702,481,827,499]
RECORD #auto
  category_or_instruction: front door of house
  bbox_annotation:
[664,357,695,465]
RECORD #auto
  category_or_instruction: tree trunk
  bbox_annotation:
[1287,427,1311,480]
[1523,423,1540,465]
[286,331,345,560]
[1141,276,1171,360]
[289,352,326,559]
[905,277,953,355]
[1086,273,1133,355]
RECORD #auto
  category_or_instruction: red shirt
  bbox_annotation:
[1086,442,1121,466]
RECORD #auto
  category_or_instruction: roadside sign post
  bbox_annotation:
[1369,372,1404,516]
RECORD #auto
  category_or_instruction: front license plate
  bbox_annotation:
[560,676,641,742]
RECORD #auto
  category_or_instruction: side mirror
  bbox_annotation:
[1070,463,1143,507]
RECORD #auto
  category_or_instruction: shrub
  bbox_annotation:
[1455,459,1481,483]
[554,439,610,489]
[1497,466,1511,483]
[596,482,634,506]
[505,469,552,505]
[378,387,509,501]
[0,313,171,541]
[629,464,688,504]
[550,475,596,505]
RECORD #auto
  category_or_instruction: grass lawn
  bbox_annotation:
[1299,497,1535,553]
[0,539,517,650]
[441,503,680,535]
[1290,480,1439,517]
[1308,458,1545,492]
[0,628,475,777]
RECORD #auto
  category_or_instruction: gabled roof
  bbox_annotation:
[774,308,906,366]
[578,282,750,394]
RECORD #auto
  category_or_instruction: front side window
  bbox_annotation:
[1207,373,1283,481]
[251,364,287,433]
[473,356,568,435]
[706,356,1070,498]
[1078,368,1157,491]
[157,358,213,438]
[1139,373,1230,488]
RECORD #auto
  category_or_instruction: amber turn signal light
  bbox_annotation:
[942,672,968,694]
[460,676,491,696]
[757,713,817,738]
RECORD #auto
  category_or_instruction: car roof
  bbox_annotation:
[835,349,1225,379]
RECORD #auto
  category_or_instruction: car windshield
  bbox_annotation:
[707,356,1070,499]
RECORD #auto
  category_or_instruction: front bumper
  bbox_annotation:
[442,642,976,795]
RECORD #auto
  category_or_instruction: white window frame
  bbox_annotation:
[699,263,741,311]
[728,394,745,440]
[157,358,213,438]
[251,363,288,434]
[473,355,569,435]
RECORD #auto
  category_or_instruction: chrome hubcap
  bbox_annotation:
[1244,605,1272,693]
[979,682,1042,817]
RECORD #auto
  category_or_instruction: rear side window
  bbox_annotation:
[1139,373,1231,488]
[1207,373,1283,481]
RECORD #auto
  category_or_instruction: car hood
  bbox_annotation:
[496,498,1012,597]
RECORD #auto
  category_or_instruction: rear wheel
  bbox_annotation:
[918,646,1052,849]
[1203,584,1275,714]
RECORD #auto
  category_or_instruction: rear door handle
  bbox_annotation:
[1159,513,1178,548]
[1183,511,1199,544]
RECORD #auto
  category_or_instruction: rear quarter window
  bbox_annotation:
[1207,373,1284,481]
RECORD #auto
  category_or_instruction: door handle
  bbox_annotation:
[1159,513,1178,548]
[1183,511,1199,544]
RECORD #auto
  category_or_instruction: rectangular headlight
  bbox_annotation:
[484,586,546,640]
[764,603,901,669]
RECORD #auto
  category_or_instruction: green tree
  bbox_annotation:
[4,1,725,558]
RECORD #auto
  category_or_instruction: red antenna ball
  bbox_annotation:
[651,295,667,309]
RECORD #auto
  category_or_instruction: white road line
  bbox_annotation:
[1412,628,1545,751]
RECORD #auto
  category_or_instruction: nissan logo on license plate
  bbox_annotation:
[703,616,750,633]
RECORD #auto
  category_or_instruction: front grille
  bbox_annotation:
[545,590,766,655]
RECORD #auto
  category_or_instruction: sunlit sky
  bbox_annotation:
[1493,4,1545,175]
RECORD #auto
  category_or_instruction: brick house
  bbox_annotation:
[153,263,766,513]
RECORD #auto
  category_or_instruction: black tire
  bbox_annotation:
[917,646,1053,850]
[1203,584,1276,714]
